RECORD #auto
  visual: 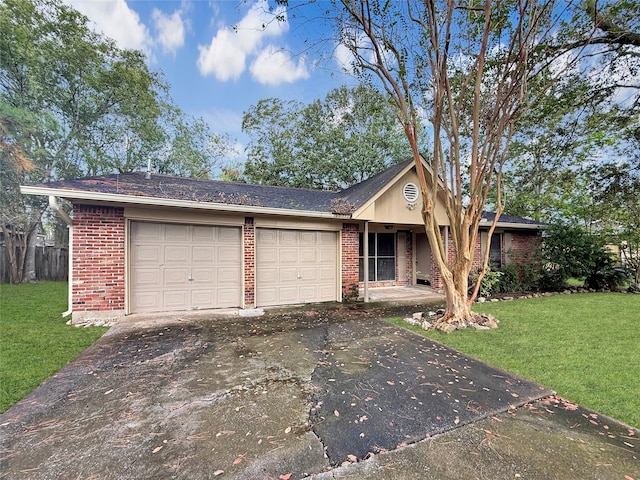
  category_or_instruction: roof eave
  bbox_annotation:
[480,221,545,230]
[20,185,350,220]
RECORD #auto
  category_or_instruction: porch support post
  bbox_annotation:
[364,221,369,303]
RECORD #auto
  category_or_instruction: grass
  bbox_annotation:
[0,282,108,413]
[388,292,640,429]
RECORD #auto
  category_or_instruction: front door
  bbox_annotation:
[415,233,431,285]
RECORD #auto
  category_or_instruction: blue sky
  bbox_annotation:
[65,0,357,152]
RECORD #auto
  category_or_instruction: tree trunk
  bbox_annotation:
[22,225,39,283]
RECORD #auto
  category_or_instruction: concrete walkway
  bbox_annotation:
[359,285,444,303]
[1,304,638,479]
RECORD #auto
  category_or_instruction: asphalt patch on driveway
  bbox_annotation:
[310,319,551,465]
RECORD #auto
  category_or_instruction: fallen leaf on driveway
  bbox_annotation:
[284,426,292,434]
[213,470,224,476]
[454,416,460,425]
[334,410,340,417]
[279,474,292,480]
[233,456,244,465]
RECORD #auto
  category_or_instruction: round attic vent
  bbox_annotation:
[403,182,419,202]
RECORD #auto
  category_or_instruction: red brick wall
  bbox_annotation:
[244,217,255,308]
[341,223,360,298]
[428,229,541,290]
[509,231,542,265]
[72,205,125,312]
[405,233,413,284]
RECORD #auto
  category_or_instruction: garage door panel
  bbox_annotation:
[258,229,277,243]
[164,245,189,263]
[299,249,317,263]
[299,231,317,244]
[131,291,161,311]
[299,267,318,281]
[132,222,162,241]
[131,269,161,286]
[130,222,241,313]
[192,246,216,262]
[279,249,298,263]
[299,286,318,301]
[219,227,241,243]
[317,285,336,301]
[164,224,190,241]
[258,268,277,283]
[191,289,215,306]
[164,290,189,308]
[164,268,189,285]
[318,267,336,281]
[319,249,337,263]
[192,225,215,241]
[192,268,216,283]
[279,268,298,282]
[132,245,162,263]
[277,287,299,302]
[256,228,337,307]
[218,267,241,283]
[217,288,241,305]
[259,248,277,264]
[256,288,277,305]
[218,246,241,263]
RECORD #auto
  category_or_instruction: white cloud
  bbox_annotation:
[250,46,309,85]
[152,8,186,55]
[66,0,153,55]
[197,0,291,83]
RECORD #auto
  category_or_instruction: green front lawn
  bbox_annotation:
[0,282,108,413]
[388,292,640,429]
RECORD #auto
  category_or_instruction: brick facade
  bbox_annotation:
[508,231,542,265]
[341,223,360,298]
[428,229,541,290]
[72,205,125,313]
[67,204,541,317]
[243,217,255,308]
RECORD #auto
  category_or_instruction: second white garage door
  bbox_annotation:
[256,229,338,306]
[129,222,242,313]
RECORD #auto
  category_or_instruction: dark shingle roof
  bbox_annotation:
[482,211,544,226]
[27,166,544,227]
[39,172,340,212]
[339,160,412,208]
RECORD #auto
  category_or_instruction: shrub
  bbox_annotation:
[497,265,520,293]
[516,262,542,291]
[537,267,567,292]
[470,270,503,297]
[540,222,624,291]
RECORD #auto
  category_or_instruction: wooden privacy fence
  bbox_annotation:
[0,245,69,283]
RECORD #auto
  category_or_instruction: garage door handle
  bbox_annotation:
[187,275,193,281]
[297,272,302,279]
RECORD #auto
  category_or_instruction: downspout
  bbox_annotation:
[49,196,73,317]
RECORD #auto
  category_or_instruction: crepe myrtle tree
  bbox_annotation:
[325,0,639,326]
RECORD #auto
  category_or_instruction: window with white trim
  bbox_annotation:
[358,233,396,281]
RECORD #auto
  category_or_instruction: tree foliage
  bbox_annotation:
[242,84,413,190]
[331,0,640,325]
[0,0,234,283]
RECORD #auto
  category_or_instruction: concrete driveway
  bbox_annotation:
[1,303,638,479]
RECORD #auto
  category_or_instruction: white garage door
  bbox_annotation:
[256,228,338,307]
[129,222,242,313]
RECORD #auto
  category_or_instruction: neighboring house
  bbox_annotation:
[21,159,543,323]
